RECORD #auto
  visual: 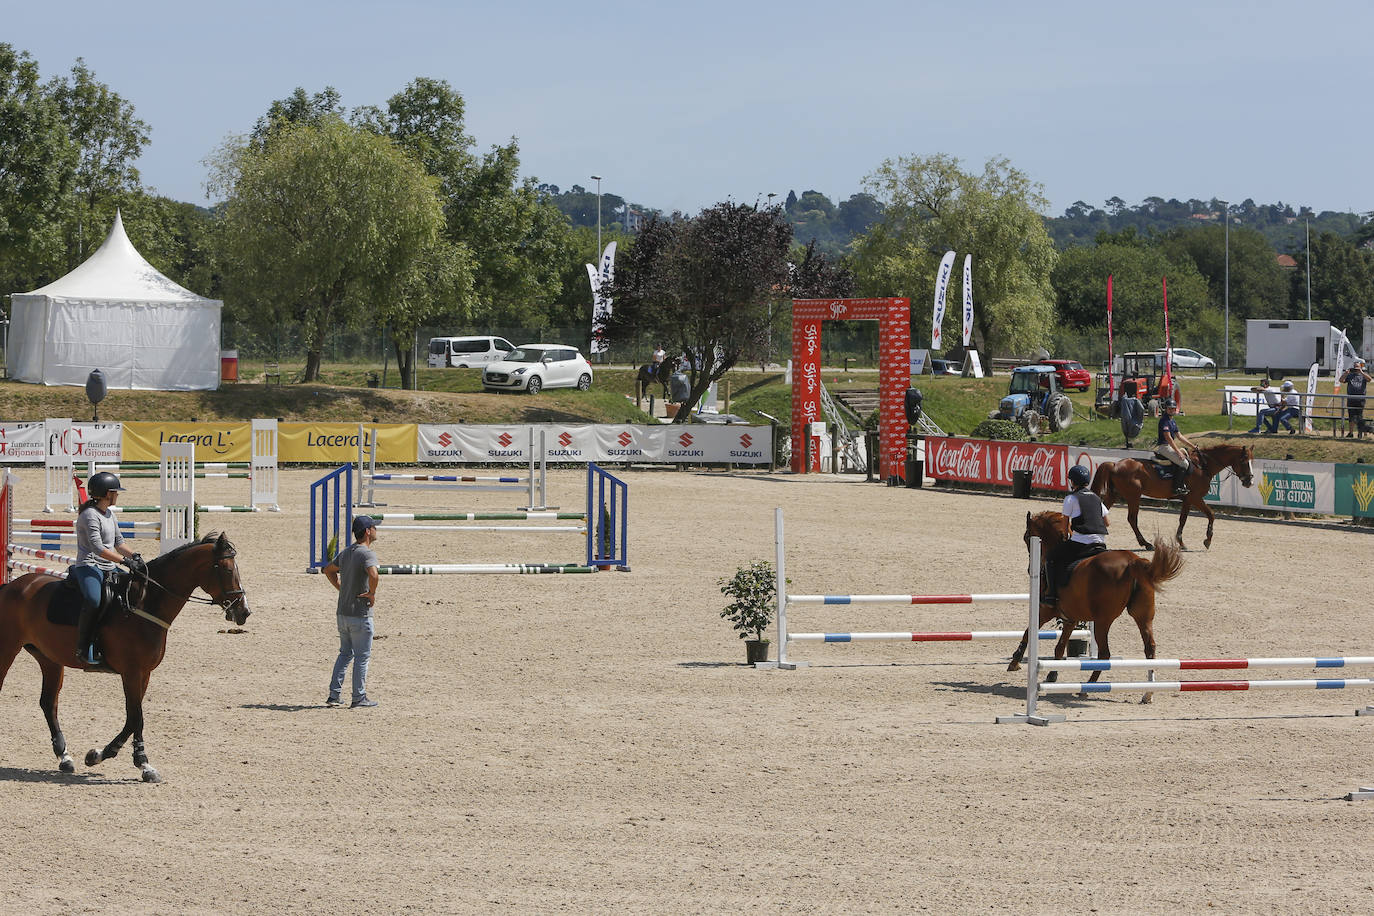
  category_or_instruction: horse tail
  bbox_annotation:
[1143,537,1184,588]
[1091,462,1116,508]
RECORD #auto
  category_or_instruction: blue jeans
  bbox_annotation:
[1267,406,1299,432]
[71,565,105,610]
[329,614,373,702]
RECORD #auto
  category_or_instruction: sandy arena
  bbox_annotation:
[0,465,1371,914]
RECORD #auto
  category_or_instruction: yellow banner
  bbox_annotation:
[122,423,252,463]
[278,423,416,464]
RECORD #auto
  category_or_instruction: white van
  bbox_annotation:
[427,336,515,369]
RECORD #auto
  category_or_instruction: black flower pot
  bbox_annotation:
[745,639,771,665]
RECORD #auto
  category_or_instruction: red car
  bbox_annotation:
[1038,359,1092,391]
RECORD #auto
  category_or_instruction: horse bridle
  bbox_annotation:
[132,545,247,624]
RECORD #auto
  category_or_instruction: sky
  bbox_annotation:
[9,0,1374,219]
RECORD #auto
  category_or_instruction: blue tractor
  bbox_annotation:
[989,365,1075,435]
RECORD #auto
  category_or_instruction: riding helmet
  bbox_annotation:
[87,471,124,498]
[1067,464,1091,488]
[1160,398,1176,409]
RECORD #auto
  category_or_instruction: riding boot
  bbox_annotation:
[1173,475,1190,498]
[75,603,103,666]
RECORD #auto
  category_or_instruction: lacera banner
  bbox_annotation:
[924,436,1068,490]
[417,424,772,464]
[123,422,251,463]
[282,424,416,464]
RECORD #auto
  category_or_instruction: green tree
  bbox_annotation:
[1292,232,1374,332]
[361,78,569,330]
[606,203,829,421]
[47,58,150,263]
[852,154,1058,356]
[0,44,76,294]
[1051,241,1210,354]
[1159,223,1287,321]
[215,116,444,382]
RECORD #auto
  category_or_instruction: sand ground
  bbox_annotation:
[0,465,1371,915]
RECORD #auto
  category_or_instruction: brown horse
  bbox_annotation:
[1091,442,1255,550]
[1008,511,1184,703]
[0,532,249,782]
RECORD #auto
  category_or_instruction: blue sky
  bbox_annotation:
[10,0,1373,218]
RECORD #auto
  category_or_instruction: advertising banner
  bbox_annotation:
[1233,459,1333,514]
[279,423,416,464]
[931,250,955,350]
[924,436,1068,490]
[123,422,250,463]
[416,424,772,465]
[1221,386,1261,417]
[1334,464,1374,518]
[0,422,51,463]
[0,422,122,464]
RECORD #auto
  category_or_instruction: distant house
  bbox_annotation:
[1276,254,1298,269]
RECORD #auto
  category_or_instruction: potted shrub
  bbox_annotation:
[719,560,777,665]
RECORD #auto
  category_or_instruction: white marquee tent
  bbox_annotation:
[8,211,222,390]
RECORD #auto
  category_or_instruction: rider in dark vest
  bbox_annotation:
[1043,464,1109,604]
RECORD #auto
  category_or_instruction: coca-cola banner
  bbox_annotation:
[925,437,1068,490]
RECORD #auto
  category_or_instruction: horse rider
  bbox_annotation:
[1154,398,1197,498]
[73,472,147,665]
[651,343,666,369]
[1042,464,1109,605]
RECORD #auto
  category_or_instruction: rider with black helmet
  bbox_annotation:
[72,472,145,666]
[1154,399,1197,497]
[1043,464,1109,605]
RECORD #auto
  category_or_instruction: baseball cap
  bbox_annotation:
[352,515,377,538]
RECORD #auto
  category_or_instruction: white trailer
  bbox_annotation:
[1245,319,1335,374]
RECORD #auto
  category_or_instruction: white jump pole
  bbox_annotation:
[995,537,1064,726]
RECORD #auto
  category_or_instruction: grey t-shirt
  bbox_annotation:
[75,505,124,570]
[333,542,378,617]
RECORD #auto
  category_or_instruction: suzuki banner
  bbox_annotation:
[417,424,772,464]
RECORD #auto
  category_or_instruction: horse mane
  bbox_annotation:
[147,532,229,569]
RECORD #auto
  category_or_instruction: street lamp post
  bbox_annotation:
[1222,200,1230,369]
[591,174,602,257]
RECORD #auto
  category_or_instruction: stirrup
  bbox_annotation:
[78,644,103,666]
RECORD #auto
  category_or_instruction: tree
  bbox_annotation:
[215,116,444,382]
[1292,232,1374,332]
[361,78,569,329]
[607,202,845,421]
[852,154,1057,356]
[0,44,76,294]
[1051,241,1210,353]
[47,58,149,263]
[1159,223,1287,321]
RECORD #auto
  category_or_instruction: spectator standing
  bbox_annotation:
[324,515,380,708]
[1266,380,1301,434]
[1248,380,1280,435]
[1340,359,1371,438]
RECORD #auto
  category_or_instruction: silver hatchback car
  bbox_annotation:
[482,345,594,394]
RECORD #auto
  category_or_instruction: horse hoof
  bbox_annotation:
[84,749,102,767]
[59,757,75,774]
[140,766,161,784]
[1007,662,1021,672]
[1141,694,1154,705]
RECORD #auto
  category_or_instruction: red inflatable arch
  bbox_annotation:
[791,298,910,480]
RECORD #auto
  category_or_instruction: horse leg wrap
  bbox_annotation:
[132,740,148,769]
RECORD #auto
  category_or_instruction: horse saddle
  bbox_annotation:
[1150,459,1187,481]
[1061,546,1107,584]
[45,569,137,628]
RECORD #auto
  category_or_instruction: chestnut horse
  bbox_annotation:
[0,532,249,782]
[1091,443,1254,550]
[1008,511,1184,703]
